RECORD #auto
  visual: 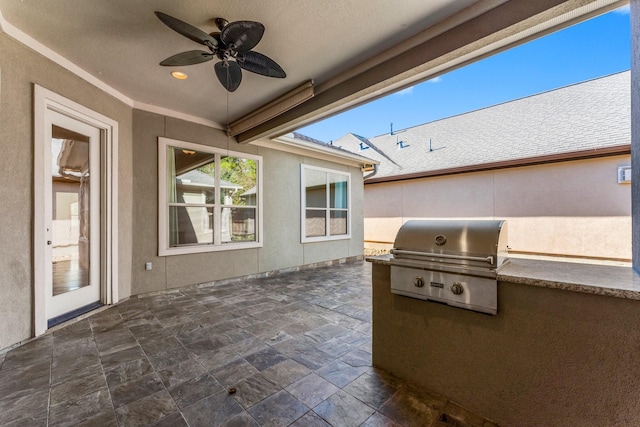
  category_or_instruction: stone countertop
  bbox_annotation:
[366,255,640,300]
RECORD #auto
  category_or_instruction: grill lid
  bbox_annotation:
[391,219,508,269]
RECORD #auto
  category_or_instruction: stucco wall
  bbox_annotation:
[372,263,640,426]
[364,155,631,260]
[131,111,263,294]
[131,109,364,295]
[632,0,640,272]
[0,33,133,350]
[0,28,364,350]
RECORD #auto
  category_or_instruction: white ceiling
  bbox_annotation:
[0,0,623,140]
[0,0,480,129]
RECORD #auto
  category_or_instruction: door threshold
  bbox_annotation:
[48,302,103,328]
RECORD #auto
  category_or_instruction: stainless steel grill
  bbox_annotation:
[389,220,508,315]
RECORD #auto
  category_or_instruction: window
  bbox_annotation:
[158,137,262,255]
[301,164,350,242]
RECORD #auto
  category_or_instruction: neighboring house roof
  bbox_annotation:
[333,71,630,181]
[291,132,327,145]
[331,134,400,168]
[291,131,378,161]
[240,186,256,197]
[268,132,379,168]
[177,170,243,190]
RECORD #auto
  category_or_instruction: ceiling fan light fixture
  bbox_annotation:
[171,71,188,80]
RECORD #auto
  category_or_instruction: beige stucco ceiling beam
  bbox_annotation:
[236,0,625,144]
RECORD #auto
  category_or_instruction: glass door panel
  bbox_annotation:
[51,126,91,296]
[45,111,101,322]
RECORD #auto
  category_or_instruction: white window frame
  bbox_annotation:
[301,164,351,243]
[158,137,263,256]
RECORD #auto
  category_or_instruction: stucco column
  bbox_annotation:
[633,0,640,274]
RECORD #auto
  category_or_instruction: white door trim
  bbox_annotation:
[34,85,119,336]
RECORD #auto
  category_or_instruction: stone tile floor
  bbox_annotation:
[0,261,497,427]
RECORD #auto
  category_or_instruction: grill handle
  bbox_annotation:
[390,249,494,265]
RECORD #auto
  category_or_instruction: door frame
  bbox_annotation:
[33,85,119,336]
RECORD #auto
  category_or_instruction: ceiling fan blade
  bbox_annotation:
[160,50,214,66]
[237,51,286,78]
[214,61,243,92]
[221,21,264,53]
[155,12,218,49]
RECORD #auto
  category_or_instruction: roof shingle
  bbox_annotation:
[333,71,630,179]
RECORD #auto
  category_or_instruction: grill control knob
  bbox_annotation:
[451,282,464,295]
[413,276,425,288]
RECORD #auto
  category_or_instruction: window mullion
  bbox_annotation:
[214,153,221,246]
[301,166,306,240]
[168,203,216,208]
[325,174,331,237]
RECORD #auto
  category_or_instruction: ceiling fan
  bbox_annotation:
[155,11,286,92]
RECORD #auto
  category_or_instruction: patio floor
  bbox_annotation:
[0,261,496,426]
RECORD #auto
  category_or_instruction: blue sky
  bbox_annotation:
[297,5,631,143]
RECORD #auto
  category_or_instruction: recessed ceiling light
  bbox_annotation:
[171,71,188,80]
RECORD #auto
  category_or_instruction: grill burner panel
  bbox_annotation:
[389,220,507,315]
[391,266,498,314]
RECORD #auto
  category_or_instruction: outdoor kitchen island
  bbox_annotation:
[368,255,640,427]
